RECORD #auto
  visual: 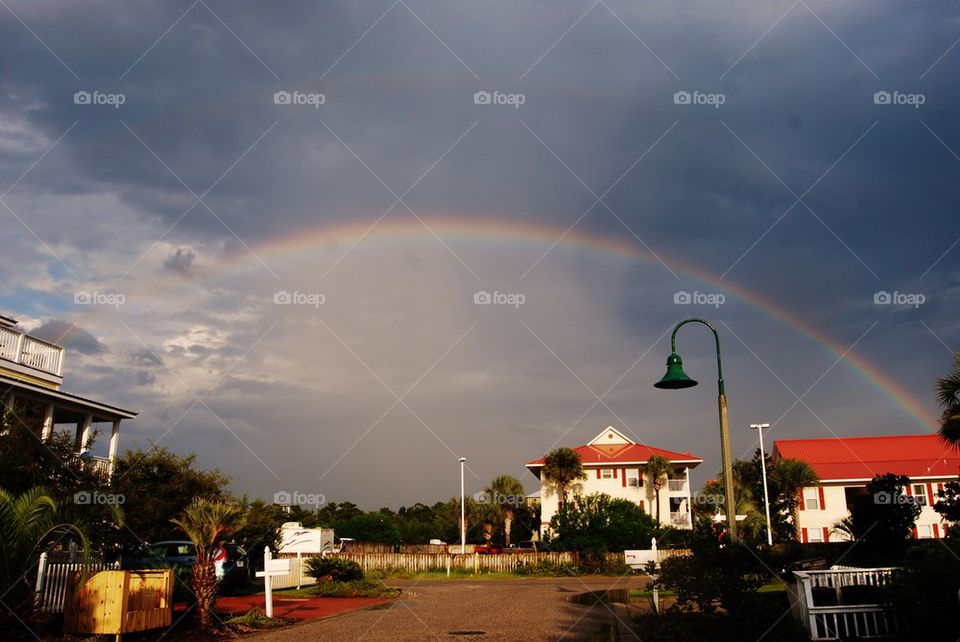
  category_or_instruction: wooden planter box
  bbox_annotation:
[64,569,173,636]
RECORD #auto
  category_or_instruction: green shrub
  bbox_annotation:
[305,556,364,582]
[312,579,399,598]
[634,595,808,641]
[514,560,581,577]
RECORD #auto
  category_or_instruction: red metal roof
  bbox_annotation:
[772,434,960,482]
[526,443,702,467]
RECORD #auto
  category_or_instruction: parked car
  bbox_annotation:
[474,544,503,554]
[122,540,250,591]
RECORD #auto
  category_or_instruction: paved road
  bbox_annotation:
[252,576,648,641]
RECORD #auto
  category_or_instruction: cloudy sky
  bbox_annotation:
[1,1,958,509]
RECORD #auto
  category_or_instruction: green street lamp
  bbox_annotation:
[655,318,738,542]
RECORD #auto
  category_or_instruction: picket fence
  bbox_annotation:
[34,552,120,614]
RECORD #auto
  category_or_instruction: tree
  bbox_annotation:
[170,498,245,630]
[849,473,921,550]
[542,448,586,507]
[0,487,90,621]
[112,446,229,548]
[546,492,657,555]
[232,499,287,569]
[933,480,960,535]
[485,475,526,547]
[645,455,672,525]
[771,458,818,541]
[337,512,401,545]
[936,352,960,445]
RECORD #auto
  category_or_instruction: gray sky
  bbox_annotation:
[1,0,957,509]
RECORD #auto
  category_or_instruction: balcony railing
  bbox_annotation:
[670,512,690,526]
[667,479,686,492]
[0,325,63,376]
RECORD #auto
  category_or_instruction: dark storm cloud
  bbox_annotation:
[162,248,195,275]
[31,319,106,354]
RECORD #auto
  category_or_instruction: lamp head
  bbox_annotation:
[654,352,698,389]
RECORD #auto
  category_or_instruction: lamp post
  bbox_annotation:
[459,457,467,554]
[654,318,738,542]
[750,423,773,546]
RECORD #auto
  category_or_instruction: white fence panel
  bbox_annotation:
[34,552,119,614]
[792,567,898,640]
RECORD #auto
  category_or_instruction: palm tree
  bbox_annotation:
[0,486,89,612]
[772,458,819,541]
[485,475,525,547]
[936,352,960,445]
[542,448,586,508]
[171,498,245,629]
[645,455,673,525]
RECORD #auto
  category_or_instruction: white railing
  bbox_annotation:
[0,326,63,376]
[669,512,690,526]
[667,479,686,492]
[792,567,898,640]
[34,552,119,613]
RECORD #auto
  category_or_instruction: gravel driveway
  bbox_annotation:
[251,576,649,641]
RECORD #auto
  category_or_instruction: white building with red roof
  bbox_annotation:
[525,426,703,532]
[773,434,960,542]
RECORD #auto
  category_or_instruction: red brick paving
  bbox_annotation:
[173,595,390,621]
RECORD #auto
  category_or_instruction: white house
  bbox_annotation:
[0,313,137,478]
[525,426,703,533]
[773,434,960,542]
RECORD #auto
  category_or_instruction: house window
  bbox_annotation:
[917,524,932,539]
[807,528,823,543]
[912,484,927,506]
[600,468,613,479]
[803,488,820,510]
[626,469,640,487]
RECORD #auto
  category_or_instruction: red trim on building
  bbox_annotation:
[822,527,830,543]
[926,483,935,506]
[798,490,804,510]
[933,524,940,539]
[912,527,918,539]
[905,484,912,496]
[817,487,826,510]
[801,528,808,543]
[613,468,618,479]
[621,469,627,487]
[596,468,601,479]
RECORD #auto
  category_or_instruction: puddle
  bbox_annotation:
[571,589,635,605]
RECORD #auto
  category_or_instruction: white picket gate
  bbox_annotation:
[790,567,899,640]
[34,552,119,614]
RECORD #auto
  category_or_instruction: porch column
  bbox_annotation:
[108,420,121,468]
[77,414,93,452]
[41,404,55,440]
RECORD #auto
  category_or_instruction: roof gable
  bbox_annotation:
[588,426,634,446]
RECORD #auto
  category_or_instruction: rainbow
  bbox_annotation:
[85,214,938,429]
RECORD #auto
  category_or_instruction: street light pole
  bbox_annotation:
[459,457,467,554]
[750,423,773,546]
[655,318,738,542]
